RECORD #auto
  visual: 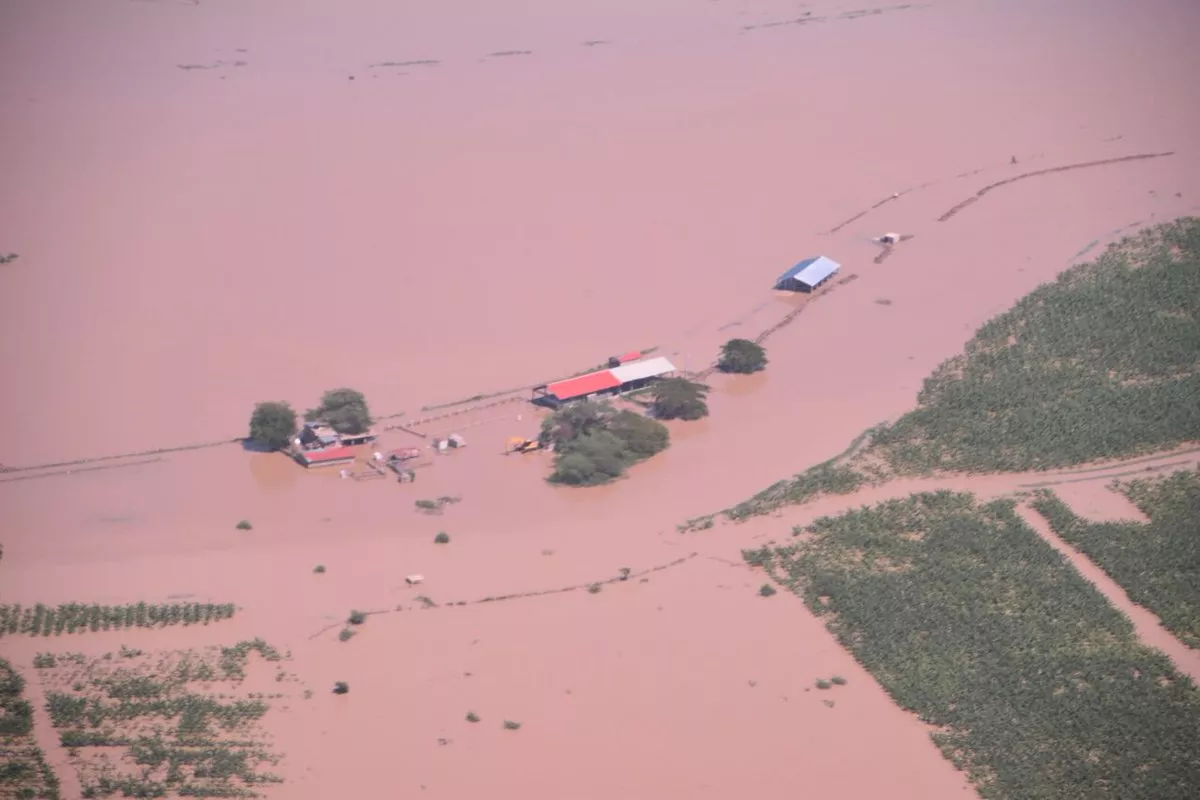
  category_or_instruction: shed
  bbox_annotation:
[775,256,841,292]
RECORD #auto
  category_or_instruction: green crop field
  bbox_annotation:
[37,641,290,798]
[747,491,1200,799]
[0,657,61,800]
[0,602,236,638]
[870,218,1200,474]
[1032,468,1200,648]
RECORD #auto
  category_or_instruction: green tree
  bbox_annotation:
[607,409,669,458]
[248,402,298,450]
[539,401,613,447]
[308,388,372,434]
[551,431,629,485]
[651,378,710,421]
[718,338,768,374]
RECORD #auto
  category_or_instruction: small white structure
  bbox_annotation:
[879,232,901,245]
[405,574,425,586]
[448,433,466,448]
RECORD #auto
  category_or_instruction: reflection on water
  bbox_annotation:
[715,372,769,398]
[247,452,299,491]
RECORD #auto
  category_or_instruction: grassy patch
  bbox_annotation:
[869,218,1200,473]
[1031,468,1200,647]
[0,602,236,639]
[434,532,450,544]
[34,643,290,798]
[750,491,1200,799]
[415,496,461,514]
[235,520,253,531]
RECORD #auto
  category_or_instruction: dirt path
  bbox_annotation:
[1016,504,1200,683]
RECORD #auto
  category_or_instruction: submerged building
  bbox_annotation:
[531,356,678,408]
[775,255,841,292]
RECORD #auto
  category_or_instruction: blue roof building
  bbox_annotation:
[776,255,841,292]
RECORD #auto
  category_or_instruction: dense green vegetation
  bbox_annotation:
[869,218,1200,473]
[38,643,286,798]
[246,401,297,450]
[0,658,61,799]
[650,377,710,421]
[1032,468,1200,647]
[306,387,372,435]
[718,338,768,374]
[540,401,670,486]
[747,491,1200,799]
[0,602,236,638]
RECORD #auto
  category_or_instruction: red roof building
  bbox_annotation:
[543,370,623,401]
[295,446,357,468]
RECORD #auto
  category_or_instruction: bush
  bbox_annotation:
[502,720,522,730]
[247,401,298,450]
[338,628,356,642]
[607,409,669,458]
[587,583,602,594]
[332,682,349,695]
[465,711,480,723]
[718,338,768,374]
[650,378,710,421]
[235,520,252,531]
[313,564,326,574]
[831,675,848,686]
[434,532,450,544]
[347,610,366,625]
[308,388,372,435]
[815,679,832,690]
[758,584,777,598]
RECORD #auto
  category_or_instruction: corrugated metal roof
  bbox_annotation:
[300,446,357,463]
[609,356,677,384]
[546,370,623,401]
[778,255,841,287]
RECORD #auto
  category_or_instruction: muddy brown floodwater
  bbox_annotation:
[2,0,1199,797]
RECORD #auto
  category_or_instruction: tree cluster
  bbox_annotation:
[248,387,372,450]
[718,338,768,374]
[650,377,710,421]
[541,401,670,486]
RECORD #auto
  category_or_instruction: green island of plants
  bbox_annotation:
[869,218,1200,474]
[541,401,670,486]
[0,602,237,639]
[36,641,290,798]
[746,491,1200,800]
[1032,468,1200,648]
[1,657,62,799]
[686,216,1200,528]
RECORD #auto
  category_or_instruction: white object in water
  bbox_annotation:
[405,574,425,586]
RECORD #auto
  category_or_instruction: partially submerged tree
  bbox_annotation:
[651,378,710,421]
[544,403,670,486]
[248,401,298,450]
[540,400,615,447]
[718,338,768,374]
[308,388,372,434]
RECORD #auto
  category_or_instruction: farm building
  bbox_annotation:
[297,421,378,449]
[293,445,357,469]
[776,255,841,292]
[531,356,678,408]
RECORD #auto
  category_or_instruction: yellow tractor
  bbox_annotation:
[506,437,543,454]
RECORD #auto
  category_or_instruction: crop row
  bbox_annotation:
[0,658,62,799]
[0,602,236,638]
[1031,468,1200,648]
[748,491,1200,799]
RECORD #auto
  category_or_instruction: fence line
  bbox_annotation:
[937,152,1174,223]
